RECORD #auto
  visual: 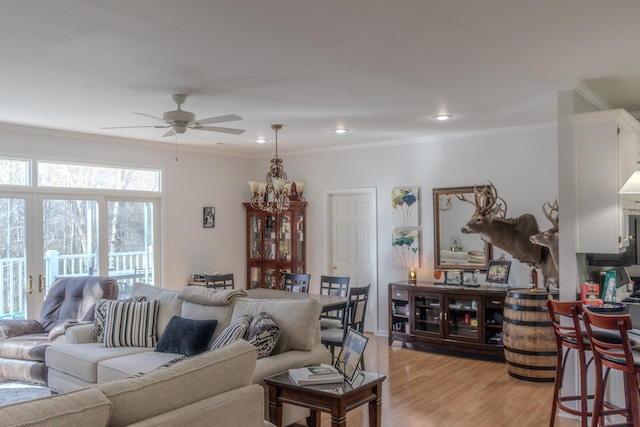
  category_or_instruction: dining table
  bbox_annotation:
[245,288,348,314]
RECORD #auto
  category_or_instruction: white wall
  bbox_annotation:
[1,122,559,334]
[0,126,254,290]
[258,124,559,334]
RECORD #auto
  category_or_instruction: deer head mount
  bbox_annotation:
[530,200,559,285]
[456,183,542,265]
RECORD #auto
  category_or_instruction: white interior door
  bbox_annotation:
[326,189,377,333]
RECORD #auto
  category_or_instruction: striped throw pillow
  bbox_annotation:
[102,299,159,348]
[209,313,253,351]
[93,296,146,343]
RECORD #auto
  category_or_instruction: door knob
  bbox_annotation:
[27,275,33,294]
[331,265,337,271]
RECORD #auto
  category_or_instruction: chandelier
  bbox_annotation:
[247,124,306,214]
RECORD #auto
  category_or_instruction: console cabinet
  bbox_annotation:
[243,202,306,289]
[389,281,506,358]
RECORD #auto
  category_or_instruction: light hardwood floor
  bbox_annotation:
[294,334,580,427]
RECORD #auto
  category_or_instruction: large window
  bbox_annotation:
[0,158,161,317]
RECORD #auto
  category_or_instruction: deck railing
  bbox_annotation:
[0,250,152,317]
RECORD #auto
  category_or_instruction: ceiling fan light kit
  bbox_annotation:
[248,124,306,215]
[102,94,246,137]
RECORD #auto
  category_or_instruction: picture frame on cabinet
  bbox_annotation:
[203,207,215,228]
[486,260,511,284]
[444,270,463,285]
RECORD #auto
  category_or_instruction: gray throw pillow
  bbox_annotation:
[156,316,218,357]
[93,296,145,343]
[246,312,280,359]
[102,299,159,348]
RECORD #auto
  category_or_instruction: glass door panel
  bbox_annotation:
[264,214,276,260]
[0,197,27,319]
[42,199,98,292]
[413,293,441,335]
[264,267,277,289]
[295,210,304,262]
[107,201,154,297]
[249,213,262,260]
[446,296,480,341]
[278,212,291,261]
[249,266,262,289]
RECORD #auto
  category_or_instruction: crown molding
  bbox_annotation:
[573,82,611,111]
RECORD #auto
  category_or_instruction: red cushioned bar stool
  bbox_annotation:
[582,310,639,427]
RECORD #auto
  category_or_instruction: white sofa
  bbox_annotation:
[2,340,274,427]
[46,283,331,426]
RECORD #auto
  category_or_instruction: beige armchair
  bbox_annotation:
[0,276,118,383]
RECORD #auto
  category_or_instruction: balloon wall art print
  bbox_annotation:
[391,187,420,227]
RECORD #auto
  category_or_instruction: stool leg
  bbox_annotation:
[591,363,604,427]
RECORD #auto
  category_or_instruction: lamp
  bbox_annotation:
[408,267,417,285]
[619,171,640,194]
[247,124,306,214]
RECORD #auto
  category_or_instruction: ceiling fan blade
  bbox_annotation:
[196,114,243,125]
[132,112,167,123]
[163,129,176,137]
[102,125,170,129]
[193,125,246,135]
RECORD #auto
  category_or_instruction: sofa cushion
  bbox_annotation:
[155,316,218,357]
[93,296,146,343]
[97,350,185,383]
[232,298,322,354]
[246,312,280,359]
[0,387,112,427]
[46,342,152,383]
[210,313,252,351]
[103,299,159,348]
[181,301,234,341]
[130,283,182,338]
[95,340,258,427]
[0,333,50,361]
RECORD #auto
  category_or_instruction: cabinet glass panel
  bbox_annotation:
[249,213,262,260]
[264,267,277,289]
[278,213,292,261]
[446,297,480,340]
[249,266,262,289]
[413,294,441,335]
[295,210,304,262]
[264,214,276,260]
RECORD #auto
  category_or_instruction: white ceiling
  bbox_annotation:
[3,0,640,156]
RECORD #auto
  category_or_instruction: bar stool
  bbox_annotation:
[582,310,638,427]
[547,299,594,427]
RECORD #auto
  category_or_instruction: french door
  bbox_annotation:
[0,193,157,319]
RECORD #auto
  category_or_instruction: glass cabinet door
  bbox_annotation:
[249,265,262,289]
[413,293,441,335]
[264,267,277,289]
[248,213,262,260]
[445,295,480,341]
[295,210,304,262]
[278,212,292,262]
[264,214,276,261]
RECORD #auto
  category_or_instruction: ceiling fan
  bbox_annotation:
[102,94,245,137]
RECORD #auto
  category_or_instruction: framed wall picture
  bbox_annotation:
[203,207,215,228]
[486,260,511,284]
[391,187,420,227]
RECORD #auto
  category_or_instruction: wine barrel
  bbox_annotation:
[502,289,558,382]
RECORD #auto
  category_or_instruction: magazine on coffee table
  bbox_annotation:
[335,328,369,383]
[289,364,343,385]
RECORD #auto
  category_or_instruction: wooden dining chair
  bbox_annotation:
[204,273,235,290]
[282,273,310,293]
[321,284,370,369]
[582,310,638,427]
[319,275,350,329]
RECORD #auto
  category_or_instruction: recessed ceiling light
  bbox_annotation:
[256,138,268,144]
[332,128,349,134]
[433,114,453,121]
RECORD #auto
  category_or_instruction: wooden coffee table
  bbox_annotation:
[264,370,386,427]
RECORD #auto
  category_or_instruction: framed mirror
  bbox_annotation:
[433,186,491,271]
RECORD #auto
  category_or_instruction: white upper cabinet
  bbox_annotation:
[570,109,640,253]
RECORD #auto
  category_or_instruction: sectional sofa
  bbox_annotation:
[1,340,275,427]
[45,282,331,426]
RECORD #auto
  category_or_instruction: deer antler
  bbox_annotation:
[455,183,507,218]
[542,199,559,231]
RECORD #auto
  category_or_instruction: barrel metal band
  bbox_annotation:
[505,359,557,371]
[504,303,549,312]
[503,345,557,357]
[503,317,553,327]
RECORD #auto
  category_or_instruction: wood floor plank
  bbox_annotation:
[294,334,580,427]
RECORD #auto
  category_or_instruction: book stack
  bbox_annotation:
[288,364,344,386]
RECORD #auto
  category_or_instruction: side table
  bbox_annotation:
[264,370,386,427]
